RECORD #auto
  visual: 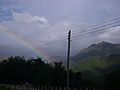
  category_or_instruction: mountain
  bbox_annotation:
[71,42,120,83]
[72,41,120,63]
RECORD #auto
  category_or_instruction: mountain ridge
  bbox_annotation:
[72,41,120,63]
[71,41,120,81]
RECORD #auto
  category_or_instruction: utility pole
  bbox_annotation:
[67,30,71,90]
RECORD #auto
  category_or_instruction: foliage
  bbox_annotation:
[0,56,81,88]
[0,56,120,88]
[104,68,120,88]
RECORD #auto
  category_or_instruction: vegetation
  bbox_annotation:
[71,54,120,87]
[0,56,81,88]
[70,42,120,88]
[104,69,120,88]
[71,42,120,72]
[0,55,120,89]
[72,54,120,72]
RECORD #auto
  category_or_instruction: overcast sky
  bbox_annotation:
[0,0,120,59]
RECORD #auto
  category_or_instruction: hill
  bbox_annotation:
[72,41,120,63]
[71,42,120,83]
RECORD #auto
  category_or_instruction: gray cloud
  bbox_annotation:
[0,11,70,58]
[1,11,120,58]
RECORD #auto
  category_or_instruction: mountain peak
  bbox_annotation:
[72,42,120,62]
[89,41,115,48]
[98,41,113,45]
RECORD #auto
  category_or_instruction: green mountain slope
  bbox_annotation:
[72,54,120,73]
[71,42,120,82]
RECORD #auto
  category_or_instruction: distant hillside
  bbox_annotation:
[72,54,120,72]
[72,41,120,63]
[71,42,120,82]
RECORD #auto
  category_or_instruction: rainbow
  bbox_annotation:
[0,26,50,60]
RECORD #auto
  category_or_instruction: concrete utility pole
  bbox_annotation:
[67,30,71,90]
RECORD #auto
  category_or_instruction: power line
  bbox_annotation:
[46,34,67,45]
[45,17,120,46]
[72,29,105,40]
[72,23,120,40]
[72,19,120,36]
[46,39,67,48]
[72,17,120,34]
[46,39,66,46]
[47,38,66,45]
[44,17,120,49]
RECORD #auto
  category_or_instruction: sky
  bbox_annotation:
[0,0,120,60]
